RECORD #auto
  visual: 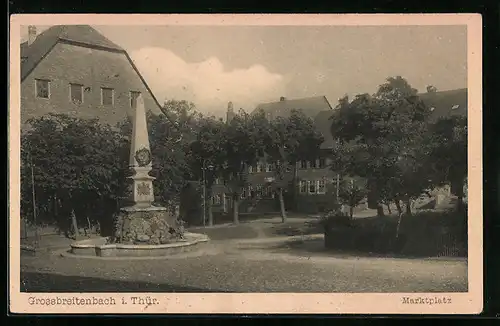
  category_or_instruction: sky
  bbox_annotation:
[20,25,467,117]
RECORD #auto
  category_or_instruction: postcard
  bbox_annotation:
[9,13,482,314]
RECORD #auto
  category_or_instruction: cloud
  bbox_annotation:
[129,47,286,115]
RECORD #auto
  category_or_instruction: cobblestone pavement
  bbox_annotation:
[20,238,468,293]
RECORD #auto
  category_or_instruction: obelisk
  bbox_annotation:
[117,94,172,244]
[127,94,155,208]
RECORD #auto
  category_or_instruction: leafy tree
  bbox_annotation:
[21,114,128,238]
[338,179,368,219]
[187,116,227,226]
[330,76,432,220]
[222,109,268,224]
[426,85,438,93]
[263,109,324,222]
[426,115,468,211]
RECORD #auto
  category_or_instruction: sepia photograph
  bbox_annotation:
[9,14,482,314]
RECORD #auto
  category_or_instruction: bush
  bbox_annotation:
[321,204,352,229]
[324,209,467,257]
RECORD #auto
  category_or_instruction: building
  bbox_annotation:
[250,95,342,213]
[419,88,468,122]
[20,25,162,128]
[418,88,468,205]
[255,95,333,121]
[210,96,340,215]
[210,88,469,215]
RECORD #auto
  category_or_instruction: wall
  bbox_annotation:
[21,42,160,127]
[207,155,342,214]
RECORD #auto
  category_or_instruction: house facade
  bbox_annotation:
[20,25,162,128]
[209,96,343,215]
[209,89,468,215]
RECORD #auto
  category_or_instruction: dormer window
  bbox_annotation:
[452,104,460,110]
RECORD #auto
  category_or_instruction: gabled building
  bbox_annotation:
[20,25,162,128]
[254,95,333,121]
[211,88,469,215]
[419,88,468,122]
[209,96,340,215]
[248,96,341,213]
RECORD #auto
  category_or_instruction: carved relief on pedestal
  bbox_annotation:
[136,182,151,196]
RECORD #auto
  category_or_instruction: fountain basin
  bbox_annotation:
[69,232,209,257]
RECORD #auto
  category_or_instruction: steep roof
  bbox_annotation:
[21,25,124,81]
[20,25,162,110]
[313,110,338,149]
[253,96,333,120]
[313,88,468,150]
[418,88,468,121]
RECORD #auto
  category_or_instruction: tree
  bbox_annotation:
[426,115,468,212]
[222,109,268,224]
[263,109,324,222]
[338,179,368,219]
[426,85,438,93]
[187,116,227,226]
[21,114,128,238]
[330,76,432,221]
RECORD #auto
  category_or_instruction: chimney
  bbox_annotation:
[226,101,235,124]
[280,96,286,102]
[28,25,37,46]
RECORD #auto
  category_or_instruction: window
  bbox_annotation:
[101,87,114,106]
[299,180,307,194]
[213,194,222,205]
[300,160,308,169]
[318,180,326,194]
[35,79,50,99]
[70,83,84,103]
[310,159,318,169]
[256,163,262,173]
[248,165,253,174]
[266,163,274,172]
[269,186,275,198]
[256,185,263,198]
[319,158,326,169]
[241,188,247,199]
[130,91,141,108]
[308,181,317,194]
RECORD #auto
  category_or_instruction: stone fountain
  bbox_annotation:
[67,94,209,258]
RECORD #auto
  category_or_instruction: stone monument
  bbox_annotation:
[113,94,182,245]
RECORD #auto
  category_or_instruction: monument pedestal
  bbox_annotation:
[111,93,185,245]
[116,205,182,245]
